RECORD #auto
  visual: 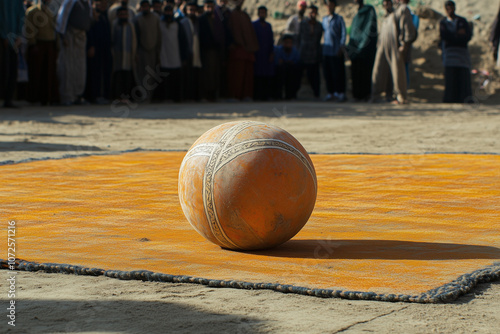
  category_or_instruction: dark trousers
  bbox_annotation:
[351,57,374,100]
[27,41,59,105]
[275,63,301,100]
[1,39,18,105]
[219,51,229,99]
[303,62,321,98]
[85,50,112,101]
[182,62,201,101]
[228,52,254,100]
[111,70,135,100]
[443,66,472,103]
[201,48,221,101]
[254,75,273,101]
[323,55,346,95]
[158,67,182,102]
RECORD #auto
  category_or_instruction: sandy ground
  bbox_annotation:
[1,102,500,333]
[1,102,500,162]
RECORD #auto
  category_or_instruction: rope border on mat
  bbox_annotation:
[1,259,498,304]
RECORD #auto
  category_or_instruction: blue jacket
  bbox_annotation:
[322,13,346,57]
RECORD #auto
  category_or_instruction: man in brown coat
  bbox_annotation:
[227,0,259,101]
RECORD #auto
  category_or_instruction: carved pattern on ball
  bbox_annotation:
[181,121,316,249]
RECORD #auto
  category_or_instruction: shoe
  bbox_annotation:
[323,94,334,101]
[74,97,90,105]
[337,93,347,102]
[391,99,409,105]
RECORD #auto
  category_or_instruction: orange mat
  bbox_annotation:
[1,152,499,302]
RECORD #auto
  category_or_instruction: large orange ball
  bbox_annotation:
[178,121,317,250]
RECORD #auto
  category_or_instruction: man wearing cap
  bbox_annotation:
[134,0,162,102]
[227,0,259,101]
[25,0,59,105]
[440,0,472,103]
[285,0,307,47]
[56,0,93,105]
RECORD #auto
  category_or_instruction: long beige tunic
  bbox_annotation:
[372,5,416,102]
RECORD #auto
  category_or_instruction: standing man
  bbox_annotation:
[440,0,472,103]
[111,6,137,101]
[86,0,113,104]
[322,0,347,102]
[199,0,225,101]
[252,6,275,101]
[398,0,419,88]
[284,0,307,47]
[215,0,231,98]
[109,0,137,24]
[180,1,202,101]
[274,34,301,100]
[347,0,377,101]
[25,0,59,106]
[159,4,188,102]
[227,0,259,101]
[0,0,25,108]
[371,0,415,104]
[298,4,323,99]
[135,0,162,102]
[56,0,93,106]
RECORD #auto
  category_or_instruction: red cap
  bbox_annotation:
[297,1,307,8]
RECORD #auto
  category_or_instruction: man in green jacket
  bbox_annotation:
[347,0,378,101]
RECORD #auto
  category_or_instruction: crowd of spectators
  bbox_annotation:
[0,0,498,109]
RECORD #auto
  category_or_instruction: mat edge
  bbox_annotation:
[2,259,498,304]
